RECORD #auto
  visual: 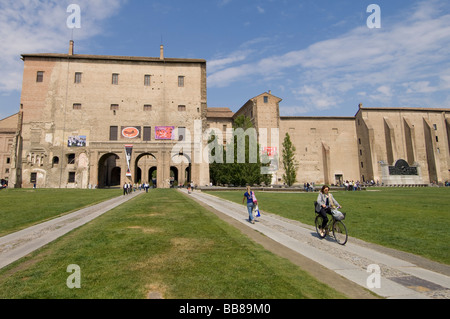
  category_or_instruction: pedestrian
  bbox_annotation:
[242,186,256,224]
[123,183,128,195]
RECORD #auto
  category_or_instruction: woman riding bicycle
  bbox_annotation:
[316,185,342,236]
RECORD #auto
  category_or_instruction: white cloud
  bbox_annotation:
[208,0,450,112]
[0,0,126,92]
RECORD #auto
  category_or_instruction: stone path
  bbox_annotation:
[185,189,450,299]
[0,191,142,270]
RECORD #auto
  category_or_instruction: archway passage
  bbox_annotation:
[135,153,158,187]
[98,153,121,188]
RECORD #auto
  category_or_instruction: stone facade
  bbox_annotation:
[10,43,209,189]
[0,113,18,185]
[6,43,450,188]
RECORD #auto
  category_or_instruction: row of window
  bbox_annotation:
[72,104,189,112]
[36,71,186,87]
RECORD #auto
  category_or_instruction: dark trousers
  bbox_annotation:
[319,207,332,228]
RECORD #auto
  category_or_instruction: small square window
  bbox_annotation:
[73,103,82,110]
[178,105,186,112]
[68,172,76,183]
[110,104,119,111]
[112,73,119,85]
[75,72,82,84]
[67,154,76,165]
[178,76,185,87]
[36,71,44,83]
[144,104,152,111]
[144,75,151,86]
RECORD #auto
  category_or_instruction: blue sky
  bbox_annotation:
[0,0,449,119]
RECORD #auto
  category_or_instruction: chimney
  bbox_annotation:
[69,40,74,56]
[160,45,164,60]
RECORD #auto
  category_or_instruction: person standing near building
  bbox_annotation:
[243,186,256,224]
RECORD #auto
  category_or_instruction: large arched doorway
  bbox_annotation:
[135,153,158,187]
[98,153,121,188]
[171,154,191,187]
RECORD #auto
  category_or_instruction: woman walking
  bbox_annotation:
[243,186,256,224]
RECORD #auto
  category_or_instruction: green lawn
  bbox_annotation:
[206,188,450,265]
[0,188,122,237]
[0,189,346,299]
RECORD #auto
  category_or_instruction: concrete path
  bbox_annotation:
[184,189,450,299]
[0,191,142,270]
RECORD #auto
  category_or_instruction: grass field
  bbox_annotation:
[0,188,122,237]
[206,187,450,265]
[0,189,346,299]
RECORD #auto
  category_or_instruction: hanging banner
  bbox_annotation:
[125,144,133,177]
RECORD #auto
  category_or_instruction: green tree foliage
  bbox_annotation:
[281,133,298,186]
[209,115,272,186]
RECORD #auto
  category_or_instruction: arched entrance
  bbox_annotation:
[135,153,158,187]
[98,153,121,188]
[171,154,191,187]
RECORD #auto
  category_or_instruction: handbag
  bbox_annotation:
[314,201,321,213]
[254,205,261,217]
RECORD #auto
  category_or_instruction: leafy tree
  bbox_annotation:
[281,133,298,186]
[208,115,272,186]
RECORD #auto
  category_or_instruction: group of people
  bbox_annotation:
[123,182,151,195]
[242,185,341,232]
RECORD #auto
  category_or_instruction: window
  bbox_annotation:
[112,73,119,85]
[67,154,76,165]
[143,127,152,141]
[436,136,439,143]
[433,124,438,130]
[178,76,185,87]
[178,105,186,112]
[73,103,82,110]
[110,126,118,141]
[75,72,82,84]
[361,162,364,168]
[30,173,37,183]
[144,104,152,111]
[264,96,268,103]
[144,75,151,86]
[36,71,44,83]
[6,157,10,164]
[68,172,76,183]
[178,127,186,141]
[110,104,119,111]
[52,157,59,167]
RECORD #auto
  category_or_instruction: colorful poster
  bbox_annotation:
[68,136,86,147]
[121,127,141,139]
[155,126,175,140]
[263,147,278,157]
[125,144,133,177]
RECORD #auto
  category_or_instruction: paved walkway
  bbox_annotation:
[0,191,142,270]
[184,189,450,299]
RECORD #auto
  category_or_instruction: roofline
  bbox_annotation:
[355,106,450,117]
[21,53,206,64]
[280,116,355,121]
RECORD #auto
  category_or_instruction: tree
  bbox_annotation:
[208,115,272,186]
[282,133,298,186]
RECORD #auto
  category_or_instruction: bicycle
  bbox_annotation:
[314,201,348,245]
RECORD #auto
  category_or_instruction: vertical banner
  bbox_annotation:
[125,144,133,177]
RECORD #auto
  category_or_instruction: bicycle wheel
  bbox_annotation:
[332,220,348,245]
[315,215,327,238]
